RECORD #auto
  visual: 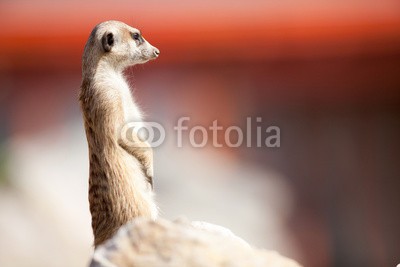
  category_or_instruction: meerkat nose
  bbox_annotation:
[154,49,160,57]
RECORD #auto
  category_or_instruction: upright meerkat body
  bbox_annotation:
[79,20,160,247]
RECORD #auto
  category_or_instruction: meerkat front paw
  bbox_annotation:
[118,138,154,188]
[145,164,154,179]
[140,146,154,188]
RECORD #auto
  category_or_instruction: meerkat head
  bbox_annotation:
[83,20,160,73]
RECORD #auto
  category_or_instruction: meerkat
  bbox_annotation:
[79,20,160,247]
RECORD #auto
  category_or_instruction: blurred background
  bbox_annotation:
[1,0,400,266]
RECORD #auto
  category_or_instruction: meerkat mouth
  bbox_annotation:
[151,48,160,59]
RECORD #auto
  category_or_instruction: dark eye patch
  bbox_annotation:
[131,31,145,45]
[132,32,140,40]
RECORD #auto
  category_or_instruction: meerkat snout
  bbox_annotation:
[142,42,160,61]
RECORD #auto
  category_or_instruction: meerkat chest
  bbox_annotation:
[119,86,142,124]
[105,71,143,124]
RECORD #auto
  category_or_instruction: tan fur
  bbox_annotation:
[79,20,160,247]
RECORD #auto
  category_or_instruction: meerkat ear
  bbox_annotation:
[101,32,114,52]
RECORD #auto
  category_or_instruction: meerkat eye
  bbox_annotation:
[132,32,140,40]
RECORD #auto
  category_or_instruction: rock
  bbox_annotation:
[90,217,301,267]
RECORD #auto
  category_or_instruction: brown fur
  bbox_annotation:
[79,21,159,247]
